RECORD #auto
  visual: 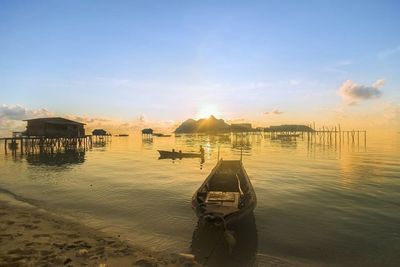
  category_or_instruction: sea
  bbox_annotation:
[1,131,399,266]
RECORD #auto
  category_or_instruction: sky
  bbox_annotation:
[0,0,399,135]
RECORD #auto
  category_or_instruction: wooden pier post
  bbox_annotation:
[334,126,337,150]
[364,131,367,149]
[338,124,341,151]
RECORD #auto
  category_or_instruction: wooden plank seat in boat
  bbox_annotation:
[202,191,240,216]
[206,191,240,207]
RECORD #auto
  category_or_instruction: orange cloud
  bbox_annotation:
[338,79,384,105]
[264,109,284,115]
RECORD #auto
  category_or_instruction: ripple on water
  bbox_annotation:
[0,132,399,265]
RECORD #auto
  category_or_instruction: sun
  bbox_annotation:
[196,104,221,119]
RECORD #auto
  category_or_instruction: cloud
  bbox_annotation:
[378,45,400,60]
[338,79,384,105]
[0,104,54,136]
[0,119,18,130]
[0,104,179,137]
[64,114,176,134]
[264,109,284,115]
[65,115,113,125]
[0,105,27,120]
[0,104,52,120]
[323,59,354,76]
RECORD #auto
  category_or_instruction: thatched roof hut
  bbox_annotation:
[24,117,85,137]
[92,129,107,136]
[142,128,153,134]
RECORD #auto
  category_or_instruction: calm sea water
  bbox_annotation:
[1,131,399,266]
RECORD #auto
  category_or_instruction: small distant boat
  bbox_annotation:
[192,159,256,226]
[153,133,172,137]
[115,134,129,137]
[158,150,203,159]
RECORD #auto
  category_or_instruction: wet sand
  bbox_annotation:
[0,194,200,267]
[0,192,301,267]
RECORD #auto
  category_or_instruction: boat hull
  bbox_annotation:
[192,160,257,226]
[158,150,203,159]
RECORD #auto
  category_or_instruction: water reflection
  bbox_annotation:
[270,139,298,149]
[232,138,252,151]
[26,150,85,166]
[217,134,231,144]
[191,213,258,267]
[142,137,153,149]
[3,132,400,266]
[92,140,107,148]
[158,154,205,169]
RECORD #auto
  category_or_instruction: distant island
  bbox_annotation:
[174,116,314,133]
[175,115,231,133]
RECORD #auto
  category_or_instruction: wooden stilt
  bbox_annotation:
[364,131,367,149]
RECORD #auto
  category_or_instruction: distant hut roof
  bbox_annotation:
[23,117,85,125]
[92,129,107,135]
[142,128,153,134]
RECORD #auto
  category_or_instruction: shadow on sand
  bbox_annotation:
[191,213,258,267]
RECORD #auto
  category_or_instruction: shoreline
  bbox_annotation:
[0,192,200,267]
[0,190,301,267]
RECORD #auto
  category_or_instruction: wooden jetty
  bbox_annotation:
[1,117,94,155]
[263,123,367,149]
[306,126,367,150]
[1,136,93,155]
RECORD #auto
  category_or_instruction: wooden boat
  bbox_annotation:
[192,159,256,226]
[158,150,203,159]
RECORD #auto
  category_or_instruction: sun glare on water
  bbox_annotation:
[196,104,221,119]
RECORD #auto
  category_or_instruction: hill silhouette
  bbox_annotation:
[174,116,314,134]
[175,115,230,133]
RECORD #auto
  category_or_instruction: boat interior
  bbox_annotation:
[197,160,249,211]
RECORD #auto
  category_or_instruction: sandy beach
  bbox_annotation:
[0,191,302,267]
[0,193,200,267]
